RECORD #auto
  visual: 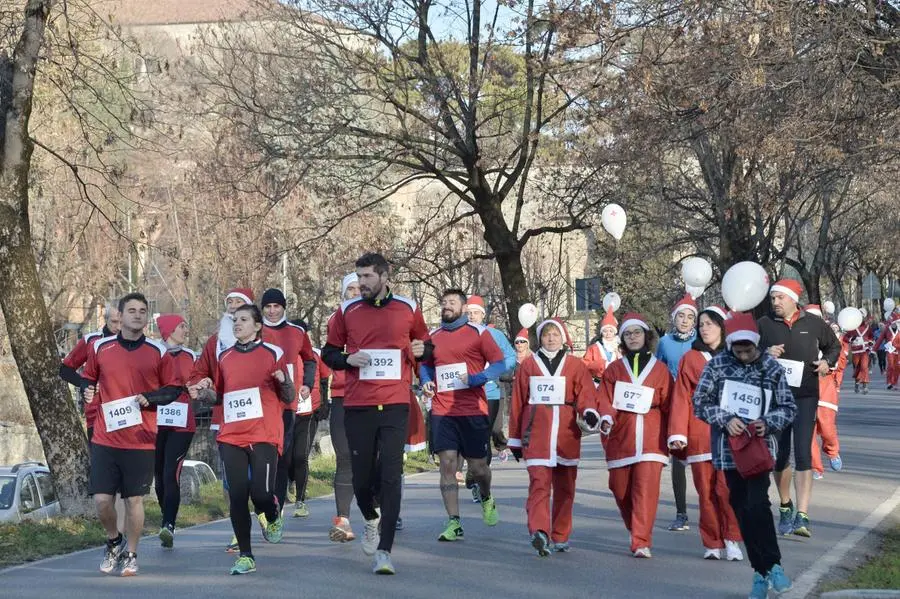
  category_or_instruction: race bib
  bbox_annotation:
[103,395,142,432]
[157,401,188,428]
[613,382,654,414]
[436,362,468,393]
[529,376,566,405]
[359,349,402,381]
[296,392,313,414]
[223,387,263,423]
[777,359,804,387]
[721,380,771,420]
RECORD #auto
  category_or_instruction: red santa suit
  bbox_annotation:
[668,347,741,551]
[598,313,672,555]
[811,338,849,474]
[875,318,900,388]
[844,324,873,384]
[509,319,605,545]
[582,310,620,382]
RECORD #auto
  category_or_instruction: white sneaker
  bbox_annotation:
[372,549,395,575]
[633,547,652,558]
[362,517,380,556]
[703,547,722,560]
[725,540,744,561]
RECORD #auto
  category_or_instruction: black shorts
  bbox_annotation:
[431,414,491,459]
[89,444,155,498]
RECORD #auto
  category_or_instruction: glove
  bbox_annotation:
[583,411,600,429]
[510,447,523,462]
[314,401,331,422]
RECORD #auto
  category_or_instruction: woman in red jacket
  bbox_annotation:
[191,304,294,575]
[582,310,621,383]
[509,318,607,556]
[598,312,672,558]
[668,306,743,561]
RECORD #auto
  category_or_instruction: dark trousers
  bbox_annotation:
[274,410,295,509]
[220,442,279,556]
[289,414,317,501]
[724,469,782,575]
[672,458,687,514]
[344,404,408,552]
[154,429,194,526]
[329,397,354,518]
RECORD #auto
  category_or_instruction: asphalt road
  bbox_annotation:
[2,371,898,599]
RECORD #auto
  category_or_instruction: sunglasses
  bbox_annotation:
[514,340,528,345]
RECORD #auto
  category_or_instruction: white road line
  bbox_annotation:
[783,484,900,599]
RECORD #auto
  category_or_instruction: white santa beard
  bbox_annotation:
[218,313,237,349]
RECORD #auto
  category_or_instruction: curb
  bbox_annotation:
[820,592,900,599]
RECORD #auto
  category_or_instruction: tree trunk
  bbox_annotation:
[0,0,91,515]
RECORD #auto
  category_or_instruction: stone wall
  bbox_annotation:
[0,361,47,466]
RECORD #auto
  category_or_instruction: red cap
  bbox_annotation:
[515,328,529,342]
[225,288,254,306]
[618,312,650,337]
[156,314,185,342]
[537,318,573,350]
[703,305,729,321]
[601,310,618,331]
[725,312,760,347]
[671,294,698,319]
[770,279,803,303]
[805,304,822,318]
[467,295,485,313]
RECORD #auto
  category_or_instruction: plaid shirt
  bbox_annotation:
[693,350,797,471]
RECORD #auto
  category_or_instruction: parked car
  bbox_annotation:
[0,461,61,523]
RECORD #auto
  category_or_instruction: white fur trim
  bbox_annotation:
[582,408,602,432]
[606,453,669,469]
[619,318,650,336]
[685,453,713,464]
[818,401,838,412]
[225,291,252,305]
[726,330,760,347]
[770,284,799,303]
[667,435,688,448]
[600,415,614,435]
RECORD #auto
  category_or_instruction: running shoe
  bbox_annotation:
[329,516,355,542]
[226,535,240,553]
[778,503,794,536]
[395,516,404,531]
[99,539,124,574]
[863,384,869,395]
[293,501,310,518]
[767,564,792,593]
[725,540,744,562]
[813,471,824,480]
[667,513,689,531]
[362,517,380,556]
[633,547,652,558]
[257,512,268,534]
[749,572,769,599]
[159,524,174,549]
[263,515,284,544]
[372,550,395,575]
[792,512,811,538]
[552,541,570,553]
[703,547,722,560]
[438,518,464,542]
[531,530,551,557]
[119,552,139,577]
[481,495,499,526]
[855,382,860,393]
[471,484,482,504]
[830,455,843,472]
[230,555,256,575]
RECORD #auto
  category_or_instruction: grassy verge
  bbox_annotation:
[819,524,900,592]
[0,451,436,568]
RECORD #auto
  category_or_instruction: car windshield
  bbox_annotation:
[0,476,15,510]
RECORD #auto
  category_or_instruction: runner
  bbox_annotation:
[810,319,850,479]
[327,273,360,542]
[514,328,532,364]
[758,279,840,538]
[419,289,506,542]
[693,312,796,599]
[668,306,743,561]
[260,288,317,517]
[874,312,900,390]
[322,252,430,575]
[153,314,197,549]
[656,295,698,532]
[844,316,874,394]
[597,312,672,558]
[59,303,121,442]
[582,310,621,383]
[81,292,181,577]
[188,287,253,553]
[190,304,293,575]
[509,318,606,556]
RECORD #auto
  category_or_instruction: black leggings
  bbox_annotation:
[672,458,687,514]
[344,404,408,552]
[725,469,782,575]
[275,410,295,509]
[220,442,279,556]
[289,414,317,501]
[154,429,194,526]
[330,397,354,518]
[775,395,817,472]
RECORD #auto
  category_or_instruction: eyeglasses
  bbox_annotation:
[622,329,645,338]
[514,340,528,345]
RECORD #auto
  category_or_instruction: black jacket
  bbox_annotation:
[757,310,840,399]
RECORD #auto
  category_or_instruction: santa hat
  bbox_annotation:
[618,312,651,337]
[537,318,573,350]
[725,312,760,348]
[703,305,729,321]
[225,288,254,306]
[600,310,618,332]
[467,295,486,314]
[671,294,698,320]
[515,328,529,343]
[770,279,803,303]
[341,273,358,298]
[156,314,185,342]
[805,304,822,318]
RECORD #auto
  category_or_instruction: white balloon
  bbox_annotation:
[837,307,863,331]
[601,203,627,241]
[518,303,539,329]
[681,257,713,288]
[602,292,621,312]
[885,298,896,312]
[823,300,835,315]
[721,262,770,312]
[685,284,706,300]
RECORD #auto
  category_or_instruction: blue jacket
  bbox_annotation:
[485,327,516,400]
[656,330,697,379]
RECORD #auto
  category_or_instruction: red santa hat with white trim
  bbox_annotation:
[702,305,729,321]
[225,288,254,306]
[467,295,486,314]
[671,294,698,320]
[536,318,573,350]
[515,328,529,343]
[805,304,823,318]
[770,279,803,303]
[725,312,760,348]
[600,310,618,333]
[618,312,651,337]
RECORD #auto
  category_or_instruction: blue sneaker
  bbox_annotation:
[748,572,769,599]
[767,564,792,594]
[830,455,843,471]
[778,504,794,536]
